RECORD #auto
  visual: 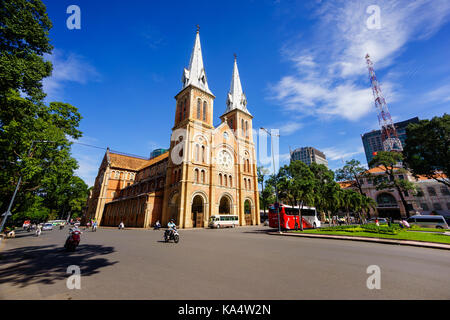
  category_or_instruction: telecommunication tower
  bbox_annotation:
[365,53,403,152]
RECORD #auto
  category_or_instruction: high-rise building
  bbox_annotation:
[290,147,328,168]
[150,148,169,159]
[361,117,419,166]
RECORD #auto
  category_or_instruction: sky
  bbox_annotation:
[41,0,450,186]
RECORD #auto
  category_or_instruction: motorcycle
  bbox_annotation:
[164,228,179,243]
[59,224,65,230]
[64,229,81,251]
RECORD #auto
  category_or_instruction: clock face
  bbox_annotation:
[217,150,233,170]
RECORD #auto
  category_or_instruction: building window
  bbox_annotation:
[245,121,249,138]
[203,101,207,121]
[219,173,222,186]
[427,187,437,196]
[197,99,201,119]
[433,203,442,211]
[195,144,199,162]
[201,170,205,183]
[440,186,450,196]
[194,169,199,183]
[415,188,424,197]
[201,145,205,163]
[115,171,120,179]
[229,176,232,187]
[241,119,244,136]
[224,174,228,187]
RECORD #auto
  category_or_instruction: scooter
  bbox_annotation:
[164,228,180,243]
[64,229,81,251]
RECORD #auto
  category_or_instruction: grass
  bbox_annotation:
[292,226,450,244]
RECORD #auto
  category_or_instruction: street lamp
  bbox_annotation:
[0,140,56,233]
[260,127,282,234]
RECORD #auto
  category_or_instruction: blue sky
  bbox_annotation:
[41,0,450,186]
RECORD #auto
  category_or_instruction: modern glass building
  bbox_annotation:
[361,117,419,166]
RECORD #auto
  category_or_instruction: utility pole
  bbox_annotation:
[0,140,55,233]
[261,127,281,233]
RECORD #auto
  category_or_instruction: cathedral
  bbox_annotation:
[84,29,260,228]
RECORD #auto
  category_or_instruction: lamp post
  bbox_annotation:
[261,127,281,234]
[0,140,55,233]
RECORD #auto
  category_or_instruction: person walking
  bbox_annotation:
[119,221,124,230]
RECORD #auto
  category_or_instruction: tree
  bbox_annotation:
[0,0,53,101]
[335,159,367,195]
[257,166,271,215]
[403,114,450,187]
[369,151,416,218]
[0,0,87,227]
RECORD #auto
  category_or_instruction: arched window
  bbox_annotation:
[229,176,232,187]
[201,170,205,183]
[224,174,228,187]
[244,178,247,189]
[194,169,199,183]
[219,173,223,186]
[203,101,207,121]
[201,145,205,163]
[245,121,249,138]
[197,99,201,119]
[248,178,251,190]
[195,144,199,162]
[246,159,250,173]
[178,102,182,122]
[183,99,186,119]
[241,119,244,136]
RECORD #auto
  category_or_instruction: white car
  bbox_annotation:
[42,223,53,231]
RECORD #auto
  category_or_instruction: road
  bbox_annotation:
[0,226,449,299]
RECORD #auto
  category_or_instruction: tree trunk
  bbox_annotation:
[395,184,411,218]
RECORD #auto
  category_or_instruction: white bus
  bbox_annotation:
[208,215,239,228]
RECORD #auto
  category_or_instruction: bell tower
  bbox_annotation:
[162,27,215,227]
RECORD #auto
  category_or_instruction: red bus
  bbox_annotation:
[268,203,321,230]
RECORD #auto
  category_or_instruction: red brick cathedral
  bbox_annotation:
[84,30,260,228]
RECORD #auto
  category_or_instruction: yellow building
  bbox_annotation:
[84,30,260,228]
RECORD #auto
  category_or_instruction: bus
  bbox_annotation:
[208,215,239,228]
[47,220,66,226]
[268,204,321,230]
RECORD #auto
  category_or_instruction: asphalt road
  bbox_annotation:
[0,226,449,300]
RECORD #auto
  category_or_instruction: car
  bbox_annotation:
[42,223,53,231]
[406,215,449,229]
[367,218,388,224]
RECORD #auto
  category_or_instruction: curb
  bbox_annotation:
[267,232,450,250]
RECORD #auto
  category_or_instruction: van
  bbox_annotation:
[208,215,239,228]
[406,215,449,229]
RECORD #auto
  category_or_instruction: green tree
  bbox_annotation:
[403,114,450,187]
[369,151,416,218]
[257,166,271,215]
[335,159,367,195]
[0,0,53,101]
[0,0,87,227]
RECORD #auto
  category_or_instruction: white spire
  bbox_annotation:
[225,55,251,115]
[181,28,212,95]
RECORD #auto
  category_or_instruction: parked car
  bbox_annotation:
[42,223,54,231]
[406,215,449,229]
[367,218,388,225]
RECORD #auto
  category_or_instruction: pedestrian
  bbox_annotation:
[375,218,379,227]
[119,221,124,230]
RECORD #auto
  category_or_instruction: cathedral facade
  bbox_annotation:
[84,30,260,228]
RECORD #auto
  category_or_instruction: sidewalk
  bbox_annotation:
[268,231,450,250]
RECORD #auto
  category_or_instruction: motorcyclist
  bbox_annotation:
[92,221,97,231]
[154,220,161,230]
[167,219,176,237]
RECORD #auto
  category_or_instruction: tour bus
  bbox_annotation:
[268,203,321,230]
[406,215,449,229]
[208,215,239,228]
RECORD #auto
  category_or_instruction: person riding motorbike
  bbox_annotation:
[154,220,161,230]
[166,219,177,237]
[92,221,97,232]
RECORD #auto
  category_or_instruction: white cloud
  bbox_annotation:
[322,146,365,161]
[43,49,101,100]
[270,0,450,121]
[423,83,450,103]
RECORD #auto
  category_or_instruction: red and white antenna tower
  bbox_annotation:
[365,53,402,152]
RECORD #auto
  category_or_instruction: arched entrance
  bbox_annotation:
[191,195,204,228]
[376,193,401,219]
[244,199,252,225]
[168,193,179,224]
[219,196,231,214]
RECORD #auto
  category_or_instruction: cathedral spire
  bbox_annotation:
[181,27,212,95]
[225,55,250,115]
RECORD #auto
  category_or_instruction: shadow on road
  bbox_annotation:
[0,244,117,287]
[241,228,277,234]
